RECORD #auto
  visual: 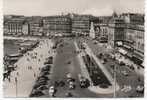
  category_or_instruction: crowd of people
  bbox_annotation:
[3,39,55,97]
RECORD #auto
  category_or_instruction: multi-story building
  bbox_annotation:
[92,16,111,40]
[131,25,144,65]
[71,14,91,35]
[122,13,144,25]
[43,15,71,36]
[4,19,29,36]
[108,17,126,47]
[121,13,144,66]
[28,17,43,36]
[91,17,101,38]
[107,13,144,66]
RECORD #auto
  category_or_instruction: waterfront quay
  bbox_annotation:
[3,35,144,98]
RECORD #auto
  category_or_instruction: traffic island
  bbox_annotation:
[74,41,120,94]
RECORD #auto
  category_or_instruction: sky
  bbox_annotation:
[3,0,144,16]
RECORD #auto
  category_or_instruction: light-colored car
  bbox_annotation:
[48,86,55,97]
[66,73,72,79]
[121,85,132,92]
[136,85,144,93]
[122,70,129,76]
[69,81,75,89]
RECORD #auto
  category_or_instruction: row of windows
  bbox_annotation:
[8,29,22,32]
[44,25,70,29]
[44,18,70,22]
[134,42,144,52]
[6,25,22,29]
[44,22,71,25]
[72,25,89,28]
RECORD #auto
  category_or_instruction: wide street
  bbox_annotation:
[3,37,144,98]
[45,38,113,97]
[76,37,144,97]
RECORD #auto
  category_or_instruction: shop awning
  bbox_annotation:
[118,48,127,55]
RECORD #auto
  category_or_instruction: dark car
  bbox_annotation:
[38,76,49,81]
[30,90,45,97]
[65,92,73,97]
[78,75,88,88]
[40,71,50,76]
[67,61,71,64]
[136,85,144,93]
[41,67,50,72]
[37,79,47,83]
[36,85,48,90]
[119,61,126,66]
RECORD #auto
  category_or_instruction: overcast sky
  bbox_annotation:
[3,0,144,16]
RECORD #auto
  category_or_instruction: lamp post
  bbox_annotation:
[113,65,116,98]
[15,77,18,97]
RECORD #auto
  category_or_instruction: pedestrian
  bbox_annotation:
[15,65,18,68]
[34,73,36,77]
[27,58,29,61]
[8,76,11,82]
[30,66,32,70]
[137,66,140,69]
[16,72,19,76]
[39,67,41,71]
[3,73,7,81]
[138,77,141,82]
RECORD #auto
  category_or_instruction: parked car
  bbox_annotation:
[136,85,144,93]
[69,81,75,89]
[93,41,98,44]
[119,61,126,66]
[36,85,48,90]
[58,80,65,87]
[41,65,51,71]
[30,90,45,97]
[38,76,49,81]
[101,60,105,64]
[49,86,56,97]
[65,92,73,97]
[122,70,129,76]
[78,74,87,88]
[66,73,72,79]
[67,61,71,64]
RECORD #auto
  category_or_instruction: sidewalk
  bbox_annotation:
[112,50,144,77]
[74,41,93,85]
[4,36,39,41]
[3,39,54,97]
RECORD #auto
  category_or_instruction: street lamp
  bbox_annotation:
[113,65,116,98]
[15,77,18,97]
